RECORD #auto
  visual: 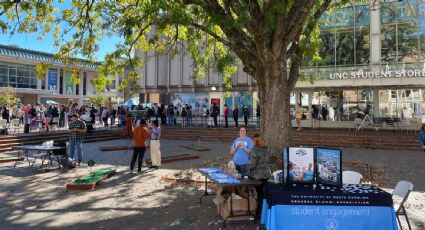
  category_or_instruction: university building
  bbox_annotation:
[137,1,425,128]
[0,45,123,106]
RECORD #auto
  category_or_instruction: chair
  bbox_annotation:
[353,118,362,131]
[49,140,68,168]
[272,170,285,183]
[399,120,412,134]
[393,181,414,230]
[0,119,6,129]
[8,119,20,134]
[342,171,363,184]
[50,117,60,131]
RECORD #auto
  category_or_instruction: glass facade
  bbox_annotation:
[0,61,37,89]
[381,1,425,63]
[315,4,370,67]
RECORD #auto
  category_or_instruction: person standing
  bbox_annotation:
[101,108,109,127]
[2,106,10,124]
[201,105,207,127]
[157,104,164,125]
[322,106,328,121]
[224,104,229,128]
[124,114,133,138]
[256,105,260,128]
[149,120,161,169]
[243,105,249,127]
[249,134,270,219]
[212,103,219,128]
[68,114,87,166]
[312,105,319,131]
[110,107,117,126]
[64,102,72,128]
[130,119,149,173]
[419,124,425,152]
[233,106,239,128]
[167,104,174,127]
[295,103,303,130]
[230,127,253,176]
[181,106,187,127]
[59,105,65,127]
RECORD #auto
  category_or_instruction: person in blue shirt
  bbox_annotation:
[419,124,425,152]
[303,163,314,181]
[230,127,253,176]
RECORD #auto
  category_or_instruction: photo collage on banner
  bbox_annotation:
[287,147,315,183]
[316,148,342,187]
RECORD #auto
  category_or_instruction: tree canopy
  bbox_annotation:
[1,0,357,157]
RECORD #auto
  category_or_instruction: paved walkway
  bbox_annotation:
[0,138,424,229]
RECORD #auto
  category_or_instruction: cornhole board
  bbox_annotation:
[180,144,210,152]
[145,153,199,165]
[66,169,116,190]
[0,156,24,163]
[99,146,134,151]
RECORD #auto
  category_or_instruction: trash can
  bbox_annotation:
[24,124,30,133]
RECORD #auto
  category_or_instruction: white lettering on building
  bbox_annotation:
[329,69,425,80]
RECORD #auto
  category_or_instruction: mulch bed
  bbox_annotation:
[145,153,200,165]
[99,146,134,151]
[162,155,388,189]
[180,144,210,152]
[66,169,116,190]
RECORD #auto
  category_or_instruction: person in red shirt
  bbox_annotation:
[130,119,149,173]
[224,104,229,128]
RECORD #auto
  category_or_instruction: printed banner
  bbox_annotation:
[65,70,74,95]
[267,205,397,230]
[48,68,57,91]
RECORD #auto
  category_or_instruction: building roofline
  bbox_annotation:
[0,44,102,69]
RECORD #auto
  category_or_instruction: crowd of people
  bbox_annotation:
[145,102,258,128]
[0,102,135,133]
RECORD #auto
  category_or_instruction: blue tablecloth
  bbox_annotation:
[199,167,240,184]
[261,182,398,230]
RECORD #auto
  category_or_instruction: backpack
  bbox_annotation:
[60,157,76,169]
[30,107,37,117]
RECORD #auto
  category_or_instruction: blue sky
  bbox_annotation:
[0,1,122,61]
[0,32,121,61]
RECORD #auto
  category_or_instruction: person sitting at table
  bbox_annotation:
[230,127,253,176]
[303,163,314,181]
[249,134,270,219]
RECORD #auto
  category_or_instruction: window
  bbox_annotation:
[318,31,336,66]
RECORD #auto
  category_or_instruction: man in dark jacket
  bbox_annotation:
[233,106,239,128]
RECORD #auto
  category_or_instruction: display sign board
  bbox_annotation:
[48,68,57,91]
[65,70,74,95]
[287,147,315,184]
[315,148,342,187]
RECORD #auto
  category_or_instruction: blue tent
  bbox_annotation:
[122,98,139,107]
[40,99,60,105]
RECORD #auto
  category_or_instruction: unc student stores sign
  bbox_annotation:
[329,68,425,80]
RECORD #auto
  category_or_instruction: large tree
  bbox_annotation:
[1,0,353,159]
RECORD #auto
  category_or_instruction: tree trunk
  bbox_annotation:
[258,71,293,166]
